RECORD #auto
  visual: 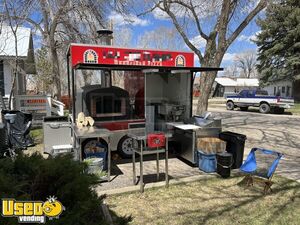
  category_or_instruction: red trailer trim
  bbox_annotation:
[96,120,145,131]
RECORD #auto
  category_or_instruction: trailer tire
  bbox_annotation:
[117,135,137,158]
[259,103,270,114]
[226,101,235,110]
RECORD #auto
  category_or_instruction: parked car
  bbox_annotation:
[226,89,294,114]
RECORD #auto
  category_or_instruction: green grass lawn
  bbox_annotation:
[26,128,44,156]
[30,128,43,144]
[106,176,300,225]
[287,103,300,115]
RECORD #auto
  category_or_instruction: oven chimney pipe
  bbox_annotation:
[97,25,113,88]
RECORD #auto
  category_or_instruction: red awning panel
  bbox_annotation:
[69,43,195,68]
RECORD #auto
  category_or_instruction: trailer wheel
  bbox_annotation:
[259,103,270,114]
[226,101,235,110]
[117,135,137,159]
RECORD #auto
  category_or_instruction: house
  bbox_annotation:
[263,80,293,98]
[207,77,259,97]
[0,25,35,100]
[262,78,300,101]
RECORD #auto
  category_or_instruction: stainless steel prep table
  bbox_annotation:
[128,132,172,192]
[72,126,112,181]
[166,119,221,164]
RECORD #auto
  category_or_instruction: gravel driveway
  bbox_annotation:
[208,107,300,182]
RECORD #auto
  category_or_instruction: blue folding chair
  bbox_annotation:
[240,148,283,194]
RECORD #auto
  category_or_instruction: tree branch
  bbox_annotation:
[137,1,163,17]
[161,1,204,63]
[0,12,44,35]
[226,0,268,47]
[49,0,69,39]
[169,0,209,40]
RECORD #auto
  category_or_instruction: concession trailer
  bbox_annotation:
[65,43,222,167]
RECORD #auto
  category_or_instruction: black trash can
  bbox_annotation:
[216,152,233,178]
[219,131,247,169]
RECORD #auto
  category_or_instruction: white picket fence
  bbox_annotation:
[15,95,65,116]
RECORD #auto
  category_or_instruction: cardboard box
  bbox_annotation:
[197,137,226,154]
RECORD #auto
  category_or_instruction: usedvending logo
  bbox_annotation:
[84,49,98,63]
[1,196,65,223]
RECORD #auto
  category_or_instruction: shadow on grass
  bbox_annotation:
[107,174,300,225]
[174,176,300,225]
[108,209,133,225]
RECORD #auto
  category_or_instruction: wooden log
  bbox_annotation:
[86,116,95,126]
[76,112,95,127]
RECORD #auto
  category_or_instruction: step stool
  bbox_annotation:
[52,144,73,156]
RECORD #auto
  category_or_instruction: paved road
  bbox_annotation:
[208,107,300,182]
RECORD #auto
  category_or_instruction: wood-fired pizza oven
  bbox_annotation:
[82,85,130,121]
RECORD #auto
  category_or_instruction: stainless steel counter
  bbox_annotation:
[73,126,111,138]
[167,118,222,164]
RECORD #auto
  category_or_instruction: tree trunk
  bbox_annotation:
[8,70,17,110]
[9,29,19,110]
[82,70,92,86]
[49,41,61,99]
[196,70,218,115]
[195,46,223,115]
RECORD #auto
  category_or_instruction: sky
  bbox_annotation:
[21,1,262,77]
[108,3,262,75]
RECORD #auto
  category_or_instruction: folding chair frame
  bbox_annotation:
[243,174,274,194]
[240,148,283,194]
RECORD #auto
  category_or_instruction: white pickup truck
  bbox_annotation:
[226,89,294,114]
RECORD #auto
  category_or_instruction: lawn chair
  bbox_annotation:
[240,148,283,194]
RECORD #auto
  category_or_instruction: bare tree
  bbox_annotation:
[234,50,257,78]
[137,26,184,50]
[34,47,53,94]
[133,0,268,114]
[1,0,107,99]
[0,0,71,100]
[2,0,33,109]
[111,26,134,88]
[38,0,73,99]
[223,64,240,78]
[114,27,133,47]
[51,0,106,91]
